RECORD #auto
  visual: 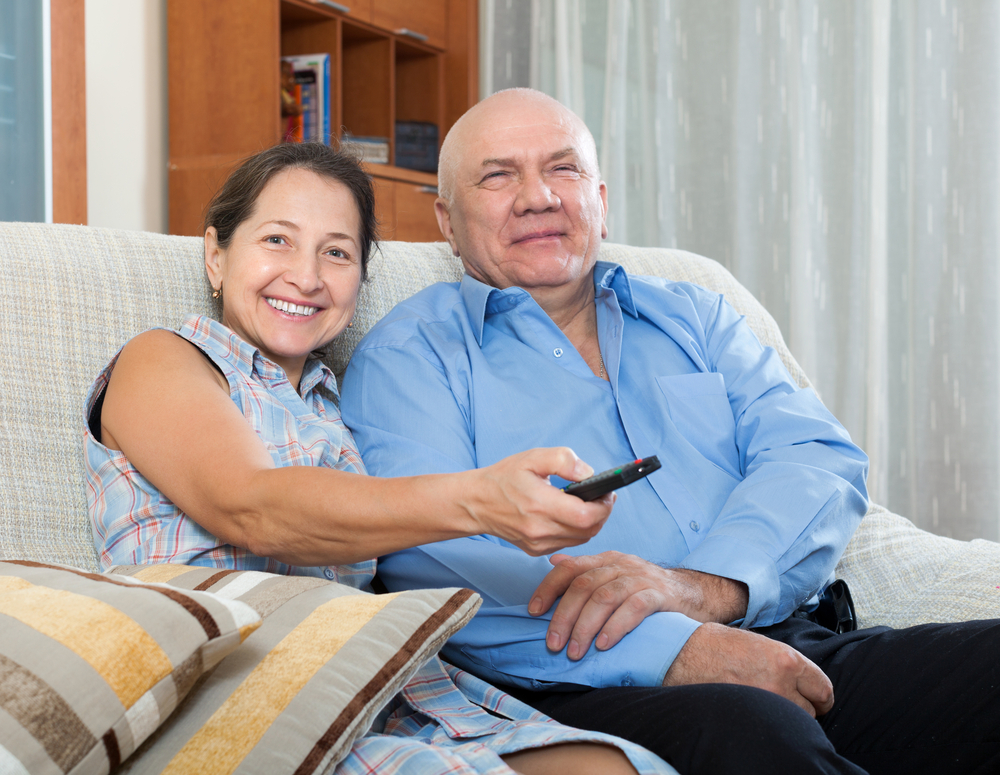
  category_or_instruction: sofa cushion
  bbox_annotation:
[0,560,259,775]
[106,565,480,775]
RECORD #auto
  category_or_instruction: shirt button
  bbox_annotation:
[323,568,336,580]
[553,348,564,358]
[689,521,700,532]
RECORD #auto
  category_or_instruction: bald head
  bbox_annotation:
[437,89,600,205]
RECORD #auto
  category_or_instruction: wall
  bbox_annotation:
[85,0,167,233]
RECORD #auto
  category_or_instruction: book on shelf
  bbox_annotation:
[341,134,390,165]
[281,53,330,143]
[296,69,318,141]
[284,82,304,142]
[395,121,439,172]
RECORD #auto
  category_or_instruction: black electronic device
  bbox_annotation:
[562,456,661,501]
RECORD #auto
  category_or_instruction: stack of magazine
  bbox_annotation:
[341,134,390,164]
[282,53,330,143]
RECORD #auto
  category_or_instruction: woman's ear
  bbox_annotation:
[205,227,225,289]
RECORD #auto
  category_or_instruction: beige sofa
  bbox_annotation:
[2,221,999,631]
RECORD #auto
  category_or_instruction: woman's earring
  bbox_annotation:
[347,319,353,328]
[212,285,222,300]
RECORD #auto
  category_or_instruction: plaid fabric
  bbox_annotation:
[84,314,375,588]
[337,657,676,775]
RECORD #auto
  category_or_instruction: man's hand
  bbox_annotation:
[529,552,748,659]
[664,622,835,718]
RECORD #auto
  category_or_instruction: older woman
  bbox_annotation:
[83,143,670,775]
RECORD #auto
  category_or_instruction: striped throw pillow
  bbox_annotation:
[106,565,481,775]
[0,560,260,775]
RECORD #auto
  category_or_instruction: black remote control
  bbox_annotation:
[562,456,661,501]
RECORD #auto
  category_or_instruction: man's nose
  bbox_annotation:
[514,172,560,214]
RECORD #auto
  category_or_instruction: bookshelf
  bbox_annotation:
[167,0,477,240]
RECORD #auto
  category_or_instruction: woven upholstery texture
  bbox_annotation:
[1,222,998,629]
[0,224,209,571]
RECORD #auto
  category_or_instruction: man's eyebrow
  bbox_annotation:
[479,147,580,169]
[480,157,516,169]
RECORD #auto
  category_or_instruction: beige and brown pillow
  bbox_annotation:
[106,565,481,775]
[0,560,260,775]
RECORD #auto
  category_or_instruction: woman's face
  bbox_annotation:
[205,168,363,385]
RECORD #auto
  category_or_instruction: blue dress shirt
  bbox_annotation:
[341,261,869,691]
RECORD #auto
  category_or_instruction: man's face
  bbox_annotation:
[436,98,608,295]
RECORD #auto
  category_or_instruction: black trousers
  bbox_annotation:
[501,617,1000,775]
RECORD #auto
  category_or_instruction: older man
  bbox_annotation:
[342,89,1000,774]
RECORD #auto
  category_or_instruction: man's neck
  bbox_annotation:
[528,281,604,379]
[529,280,598,339]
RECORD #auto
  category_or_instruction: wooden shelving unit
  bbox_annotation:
[167,0,477,239]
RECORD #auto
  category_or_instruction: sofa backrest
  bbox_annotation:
[0,223,808,572]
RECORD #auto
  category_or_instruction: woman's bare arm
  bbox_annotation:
[99,329,613,565]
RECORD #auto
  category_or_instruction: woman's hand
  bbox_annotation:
[461,448,616,556]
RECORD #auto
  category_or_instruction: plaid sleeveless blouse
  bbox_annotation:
[84,314,375,588]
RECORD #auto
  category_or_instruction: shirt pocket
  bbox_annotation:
[656,372,741,475]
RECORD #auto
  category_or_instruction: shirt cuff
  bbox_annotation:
[680,534,779,626]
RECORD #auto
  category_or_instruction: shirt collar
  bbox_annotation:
[459,260,638,345]
[178,314,338,398]
[594,261,638,317]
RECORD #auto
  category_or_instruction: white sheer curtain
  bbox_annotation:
[481,0,1000,542]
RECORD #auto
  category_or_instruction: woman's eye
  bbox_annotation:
[265,235,286,245]
[325,248,351,261]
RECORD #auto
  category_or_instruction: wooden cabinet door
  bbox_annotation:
[393,180,442,242]
[372,0,446,50]
[374,178,441,241]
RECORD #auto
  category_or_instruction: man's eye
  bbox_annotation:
[482,171,507,181]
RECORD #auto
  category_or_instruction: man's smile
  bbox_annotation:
[511,229,565,244]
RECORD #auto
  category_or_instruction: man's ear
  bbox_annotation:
[599,181,609,240]
[204,227,225,289]
[435,198,460,257]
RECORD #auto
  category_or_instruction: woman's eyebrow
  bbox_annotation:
[258,222,357,245]
[325,231,359,245]
[260,219,300,230]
